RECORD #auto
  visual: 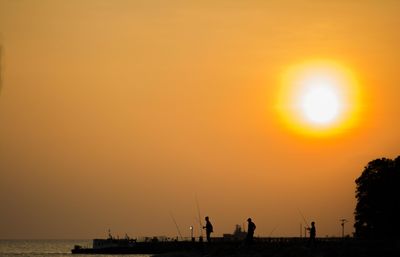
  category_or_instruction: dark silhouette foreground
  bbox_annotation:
[156,239,400,257]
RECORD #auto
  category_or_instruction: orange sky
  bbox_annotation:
[0,0,399,239]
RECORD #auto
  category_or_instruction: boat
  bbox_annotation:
[72,231,202,254]
[72,239,199,254]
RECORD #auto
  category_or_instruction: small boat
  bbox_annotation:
[72,231,201,254]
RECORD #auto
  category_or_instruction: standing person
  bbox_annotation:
[203,216,213,243]
[246,218,256,243]
[308,221,316,246]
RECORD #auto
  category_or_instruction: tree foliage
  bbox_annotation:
[354,156,400,238]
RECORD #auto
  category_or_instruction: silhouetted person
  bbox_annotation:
[307,221,316,246]
[246,218,256,244]
[203,216,213,243]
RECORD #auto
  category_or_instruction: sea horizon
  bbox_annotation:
[0,239,152,257]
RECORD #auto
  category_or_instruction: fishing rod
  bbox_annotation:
[169,212,183,240]
[0,44,3,95]
[297,208,310,229]
[268,225,279,237]
[195,194,204,237]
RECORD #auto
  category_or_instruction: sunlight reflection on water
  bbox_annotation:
[0,240,152,257]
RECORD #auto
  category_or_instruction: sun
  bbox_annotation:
[276,60,362,137]
[301,86,340,125]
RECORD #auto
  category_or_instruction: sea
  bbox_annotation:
[0,240,152,257]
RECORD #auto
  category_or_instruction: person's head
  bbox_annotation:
[205,216,209,221]
[247,218,252,222]
[311,221,315,226]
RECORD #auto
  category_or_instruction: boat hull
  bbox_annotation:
[72,241,200,254]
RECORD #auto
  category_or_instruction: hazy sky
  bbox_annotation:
[1,0,399,239]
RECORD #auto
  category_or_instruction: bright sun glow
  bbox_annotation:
[276,60,362,137]
[300,83,340,125]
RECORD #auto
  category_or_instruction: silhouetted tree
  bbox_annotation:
[354,156,400,239]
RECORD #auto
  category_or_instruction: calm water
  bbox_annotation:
[0,240,152,257]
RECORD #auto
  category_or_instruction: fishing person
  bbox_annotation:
[203,216,213,243]
[246,218,256,244]
[297,209,316,246]
[307,221,316,246]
